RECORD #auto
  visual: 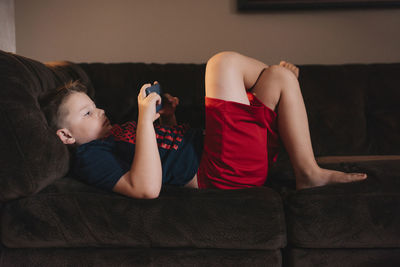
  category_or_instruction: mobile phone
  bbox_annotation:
[145,83,163,112]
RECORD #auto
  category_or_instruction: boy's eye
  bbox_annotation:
[84,111,91,116]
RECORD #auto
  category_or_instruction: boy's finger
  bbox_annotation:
[147,92,162,104]
[139,83,152,99]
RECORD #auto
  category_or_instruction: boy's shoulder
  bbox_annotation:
[75,136,115,155]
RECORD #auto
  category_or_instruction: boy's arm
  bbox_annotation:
[113,83,162,199]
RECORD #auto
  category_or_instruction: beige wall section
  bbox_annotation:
[15,0,400,64]
[0,0,16,53]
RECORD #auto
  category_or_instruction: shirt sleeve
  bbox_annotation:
[72,142,130,191]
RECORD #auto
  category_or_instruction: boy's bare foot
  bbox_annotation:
[279,61,299,79]
[296,167,367,190]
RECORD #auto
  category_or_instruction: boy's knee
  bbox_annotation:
[265,65,297,82]
[207,51,241,69]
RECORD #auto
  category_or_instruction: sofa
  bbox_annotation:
[0,50,399,267]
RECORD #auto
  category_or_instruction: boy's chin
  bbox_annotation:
[105,124,113,132]
[99,125,112,138]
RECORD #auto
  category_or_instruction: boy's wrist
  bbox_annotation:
[138,114,156,126]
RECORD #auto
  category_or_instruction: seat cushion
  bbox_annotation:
[0,247,282,267]
[1,178,286,250]
[286,248,400,267]
[284,160,400,248]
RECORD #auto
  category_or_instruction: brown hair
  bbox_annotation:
[39,80,87,130]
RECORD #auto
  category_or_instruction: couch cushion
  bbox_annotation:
[0,51,68,202]
[284,160,400,248]
[1,179,286,250]
[286,248,400,267]
[299,64,370,156]
[77,62,400,161]
[299,63,400,156]
[316,155,400,164]
[367,63,400,154]
[0,51,93,202]
[0,247,282,267]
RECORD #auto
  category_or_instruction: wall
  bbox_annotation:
[15,0,400,64]
[0,0,16,53]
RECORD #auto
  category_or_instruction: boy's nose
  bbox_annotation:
[97,108,105,117]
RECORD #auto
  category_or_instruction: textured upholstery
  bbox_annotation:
[1,178,286,250]
[285,248,400,267]
[78,63,206,128]
[0,51,92,201]
[0,50,399,266]
[299,63,400,156]
[0,248,282,267]
[285,160,400,248]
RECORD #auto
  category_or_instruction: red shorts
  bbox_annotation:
[197,92,280,189]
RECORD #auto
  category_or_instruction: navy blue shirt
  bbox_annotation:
[72,122,204,191]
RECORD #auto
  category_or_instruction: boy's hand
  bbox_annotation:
[138,82,162,122]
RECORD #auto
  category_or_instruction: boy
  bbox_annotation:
[40,51,367,199]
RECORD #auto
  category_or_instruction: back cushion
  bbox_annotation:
[0,51,92,201]
[79,63,206,128]
[299,63,400,156]
[367,63,400,154]
[299,64,370,156]
[80,62,399,157]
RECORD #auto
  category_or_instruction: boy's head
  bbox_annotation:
[40,80,112,146]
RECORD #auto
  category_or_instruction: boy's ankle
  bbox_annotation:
[293,163,321,183]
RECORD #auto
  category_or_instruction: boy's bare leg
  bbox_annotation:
[251,60,367,189]
[206,51,367,190]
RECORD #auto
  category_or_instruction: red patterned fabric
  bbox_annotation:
[108,121,137,144]
[154,124,189,150]
[105,121,190,151]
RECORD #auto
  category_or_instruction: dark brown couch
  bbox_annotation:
[0,50,399,266]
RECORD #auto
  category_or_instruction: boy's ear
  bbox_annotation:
[56,128,76,145]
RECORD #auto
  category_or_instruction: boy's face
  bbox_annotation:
[57,92,112,145]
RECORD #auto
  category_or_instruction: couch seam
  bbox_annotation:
[293,192,400,198]
[290,240,400,249]
[276,192,288,248]
[273,191,287,249]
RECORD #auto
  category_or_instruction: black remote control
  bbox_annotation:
[145,83,163,112]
